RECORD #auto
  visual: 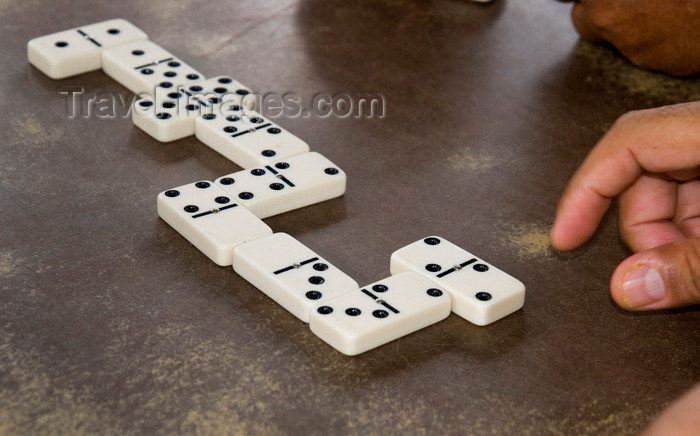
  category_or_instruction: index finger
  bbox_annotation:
[551,102,700,251]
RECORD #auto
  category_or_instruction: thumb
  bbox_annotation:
[611,238,700,310]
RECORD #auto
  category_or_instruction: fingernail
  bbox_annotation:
[622,265,666,308]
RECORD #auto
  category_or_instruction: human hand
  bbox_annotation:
[641,383,700,435]
[551,101,700,310]
[555,0,700,76]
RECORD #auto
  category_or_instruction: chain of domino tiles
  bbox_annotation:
[28,19,525,356]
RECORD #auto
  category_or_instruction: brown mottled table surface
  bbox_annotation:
[2,1,699,434]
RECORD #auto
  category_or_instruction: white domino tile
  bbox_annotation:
[390,236,525,326]
[195,105,309,168]
[102,39,204,94]
[214,152,346,219]
[232,233,359,322]
[28,18,148,79]
[308,271,451,356]
[157,180,272,266]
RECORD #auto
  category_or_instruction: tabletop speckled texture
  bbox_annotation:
[2,0,699,434]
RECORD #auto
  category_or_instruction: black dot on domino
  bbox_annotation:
[267,128,281,134]
[219,178,235,185]
[313,263,328,272]
[424,237,441,246]
[195,182,210,189]
[251,169,265,176]
[164,71,177,78]
[425,263,441,273]
[308,276,325,285]
[372,284,388,293]
[167,61,180,68]
[213,87,227,94]
[324,168,339,175]
[218,77,232,84]
[473,264,489,272]
[269,183,284,191]
[275,162,290,170]
[214,196,230,204]
[226,115,240,122]
[345,308,361,316]
[139,100,153,108]
[223,126,237,133]
[475,292,492,301]
[107,28,120,35]
[186,74,201,80]
[202,114,216,120]
[317,306,333,315]
[261,150,276,158]
[141,68,154,75]
[156,113,171,120]
[427,288,443,297]
[55,41,68,48]
[159,81,173,88]
[305,291,322,300]
[373,310,389,318]
[184,205,199,213]
[164,190,180,197]
[238,192,254,200]
[131,49,144,56]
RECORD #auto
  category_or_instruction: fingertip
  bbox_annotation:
[551,201,580,251]
[611,262,666,310]
[610,257,633,308]
[611,239,700,310]
[551,180,616,252]
[550,206,598,252]
[550,222,576,252]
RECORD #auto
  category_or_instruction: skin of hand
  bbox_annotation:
[555,0,700,76]
[640,383,700,436]
[550,101,700,310]
[550,3,700,432]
